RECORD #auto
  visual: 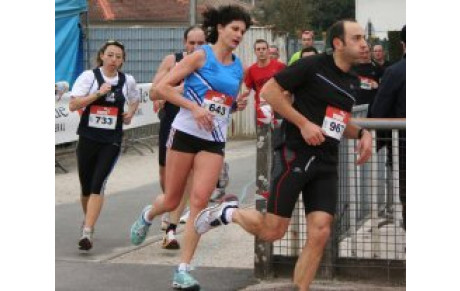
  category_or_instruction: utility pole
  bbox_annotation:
[190,0,197,25]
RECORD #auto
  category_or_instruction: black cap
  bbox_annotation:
[400,25,406,44]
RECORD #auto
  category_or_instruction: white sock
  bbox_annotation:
[83,226,93,233]
[143,207,153,224]
[224,207,235,224]
[178,263,190,272]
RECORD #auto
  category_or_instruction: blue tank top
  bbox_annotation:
[172,44,243,142]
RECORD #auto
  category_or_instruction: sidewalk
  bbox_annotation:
[55,139,405,290]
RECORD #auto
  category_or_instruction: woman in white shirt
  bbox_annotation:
[69,40,140,251]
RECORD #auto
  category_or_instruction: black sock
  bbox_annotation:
[166,223,177,234]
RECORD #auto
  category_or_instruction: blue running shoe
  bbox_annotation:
[130,205,152,245]
[172,269,200,290]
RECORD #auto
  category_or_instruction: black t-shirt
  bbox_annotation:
[352,60,383,106]
[274,53,359,161]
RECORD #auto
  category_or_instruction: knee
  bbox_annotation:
[260,222,287,242]
[263,229,286,242]
[162,195,181,212]
[309,225,331,246]
[189,192,209,211]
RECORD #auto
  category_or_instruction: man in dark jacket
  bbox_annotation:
[371,25,406,230]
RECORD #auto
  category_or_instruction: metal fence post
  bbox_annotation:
[254,124,273,278]
[370,130,381,258]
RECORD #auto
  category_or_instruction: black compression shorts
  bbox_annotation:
[267,145,338,218]
[158,117,173,167]
[76,136,121,196]
[167,128,225,156]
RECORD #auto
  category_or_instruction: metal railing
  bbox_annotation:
[55,123,159,173]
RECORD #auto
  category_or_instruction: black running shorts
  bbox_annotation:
[167,128,225,156]
[76,136,121,196]
[267,145,338,218]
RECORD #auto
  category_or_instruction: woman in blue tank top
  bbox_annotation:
[129,5,252,289]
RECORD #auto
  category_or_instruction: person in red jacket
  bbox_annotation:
[242,39,286,127]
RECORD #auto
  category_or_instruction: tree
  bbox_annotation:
[308,0,355,33]
[254,0,355,36]
[254,0,312,35]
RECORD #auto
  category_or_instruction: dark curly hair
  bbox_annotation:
[202,5,252,44]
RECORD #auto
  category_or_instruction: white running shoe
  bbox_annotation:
[194,195,239,235]
[78,227,94,251]
[179,210,190,224]
[162,230,180,250]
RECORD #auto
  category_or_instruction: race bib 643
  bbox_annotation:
[202,90,233,120]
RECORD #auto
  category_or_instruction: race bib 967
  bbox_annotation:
[321,106,350,140]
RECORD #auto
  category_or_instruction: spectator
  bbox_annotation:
[241,38,286,199]
[288,30,314,65]
[372,44,391,69]
[242,39,286,127]
[371,25,406,230]
[353,43,383,106]
[269,44,282,61]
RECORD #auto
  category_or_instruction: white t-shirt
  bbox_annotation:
[71,68,139,103]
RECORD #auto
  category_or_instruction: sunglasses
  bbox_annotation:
[105,40,124,48]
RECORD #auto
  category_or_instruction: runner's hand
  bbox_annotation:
[235,94,248,111]
[300,121,326,146]
[153,100,165,113]
[98,83,112,97]
[356,130,372,165]
[192,106,214,132]
[123,111,134,125]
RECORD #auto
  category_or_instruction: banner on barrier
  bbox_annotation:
[55,83,160,145]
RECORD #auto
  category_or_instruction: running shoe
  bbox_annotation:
[162,230,180,250]
[209,188,225,202]
[130,205,152,245]
[172,269,200,290]
[78,227,94,251]
[161,213,170,231]
[194,195,239,235]
[179,209,190,224]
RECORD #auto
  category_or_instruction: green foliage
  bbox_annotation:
[308,0,355,32]
[254,0,355,36]
[254,0,312,35]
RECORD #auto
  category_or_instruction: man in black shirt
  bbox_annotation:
[371,25,406,230]
[353,43,383,106]
[195,19,373,290]
[372,44,391,70]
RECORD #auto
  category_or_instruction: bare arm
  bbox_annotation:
[123,99,140,125]
[150,54,175,101]
[260,78,326,146]
[69,83,112,112]
[155,50,215,131]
